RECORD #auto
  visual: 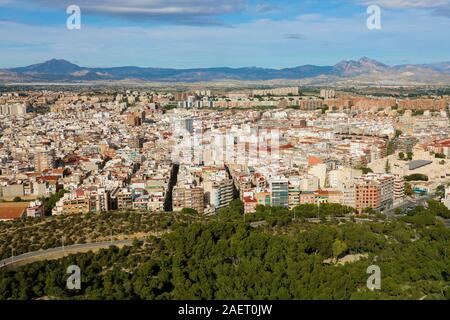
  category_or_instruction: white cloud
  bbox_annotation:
[1,8,450,69]
[1,0,247,24]
[358,0,449,8]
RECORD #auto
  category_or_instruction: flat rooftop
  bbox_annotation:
[408,160,433,170]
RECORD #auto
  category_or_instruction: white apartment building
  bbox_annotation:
[328,167,362,189]
[394,175,405,206]
[252,87,299,96]
[308,163,327,189]
[442,186,450,210]
[0,103,28,116]
[320,89,336,99]
[269,177,289,208]
[208,179,234,212]
[299,175,320,192]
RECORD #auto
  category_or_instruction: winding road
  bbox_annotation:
[0,240,133,270]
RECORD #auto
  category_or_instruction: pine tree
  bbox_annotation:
[385,159,391,173]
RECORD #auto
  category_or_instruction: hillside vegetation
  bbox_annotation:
[0,202,449,300]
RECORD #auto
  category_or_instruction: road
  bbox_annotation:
[0,240,133,270]
[384,194,436,217]
[443,219,450,228]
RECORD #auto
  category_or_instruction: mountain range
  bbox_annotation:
[1,57,450,85]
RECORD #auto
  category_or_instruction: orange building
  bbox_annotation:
[355,174,394,213]
[0,202,29,221]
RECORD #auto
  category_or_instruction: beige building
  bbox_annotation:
[62,198,90,215]
[173,186,204,214]
[0,103,27,116]
[34,149,55,173]
[252,87,299,96]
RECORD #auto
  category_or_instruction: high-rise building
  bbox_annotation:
[209,179,234,211]
[195,90,211,96]
[174,92,189,101]
[288,180,301,209]
[393,175,405,206]
[125,110,145,126]
[89,189,110,213]
[173,186,204,214]
[252,87,299,96]
[320,89,336,99]
[116,189,133,211]
[342,182,356,208]
[442,186,450,210]
[300,175,320,192]
[0,103,28,116]
[269,178,289,208]
[355,173,394,212]
[128,136,144,150]
[186,96,196,108]
[298,99,323,110]
[308,163,327,189]
[173,117,194,135]
[34,149,55,173]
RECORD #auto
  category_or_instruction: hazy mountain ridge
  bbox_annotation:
[2,57,450,84]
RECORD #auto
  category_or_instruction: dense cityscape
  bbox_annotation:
[0,83,450,303]
[0,0,449,307]
[1,87,450,219]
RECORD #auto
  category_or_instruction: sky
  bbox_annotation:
[0,0,449,68]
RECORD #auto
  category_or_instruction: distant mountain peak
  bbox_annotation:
[2,57,450,84]
[47,58,70,63]
[335,56,385,65]
[37,59,81,68]
[334,57,389,75]
[358,56,388,67]
[11,59,82,75]
[359,56,375,63]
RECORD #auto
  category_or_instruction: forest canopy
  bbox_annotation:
[0,202,449,300]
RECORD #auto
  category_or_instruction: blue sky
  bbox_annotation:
[0,0,449,68]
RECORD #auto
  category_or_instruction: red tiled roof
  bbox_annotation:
[243,196,257,203]
[0,203,28,220]
[308,156,324,166]
[436,139,450,147]
[26,172,41,178]
[40,175,59,182]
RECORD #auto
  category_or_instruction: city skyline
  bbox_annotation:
[1,0,450,68]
